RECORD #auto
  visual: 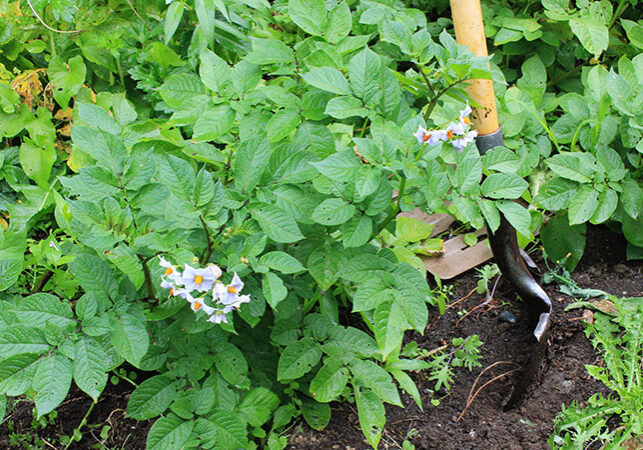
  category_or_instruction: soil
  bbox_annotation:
[1,225,641,450]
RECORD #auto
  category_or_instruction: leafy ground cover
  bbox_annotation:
[0,0,641,448]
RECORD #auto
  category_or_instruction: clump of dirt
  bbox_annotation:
[291,225,642,449]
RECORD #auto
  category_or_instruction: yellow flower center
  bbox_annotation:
[194,275,204,285]
[447,130,454,139]
[194,301,202,311]
[165,267,173,276]
[423,133,431,142]
[463,117,471,124]
[228,286,237,294]
[169,288,174,296]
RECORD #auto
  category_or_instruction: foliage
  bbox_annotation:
[0,0,641,448]
[550,296,643,449]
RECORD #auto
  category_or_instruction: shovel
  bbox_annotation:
[446,0,553,407]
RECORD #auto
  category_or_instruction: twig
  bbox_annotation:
[26,0,80,34]
[455,277,502,326]
[457,361,520,421]
[445,287,477,311]
[124,0,151,30]
[39,437,58,450]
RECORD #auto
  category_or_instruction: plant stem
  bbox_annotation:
[200,216,213,265]
[424,78,469,122]
[30,269,53,294]
[415,63,435,97]
[63,401,96,450]
[609,0,629,29]
[138,255,156,301]
[547,63,583,88]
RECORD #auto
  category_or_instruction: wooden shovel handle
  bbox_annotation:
[449,0,500,135]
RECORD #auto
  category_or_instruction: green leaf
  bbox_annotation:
[48,55,86,108]
[262,272,288,309]
[325,1,351,43]
[395,216,434,243]
[158,73,206,110]
[390,369,423,411]
[0,353,41,396]
[164,1,184,44]
[159,154,196,201]
[110,310,149,367]
[199,49,232,94]
[33,354,72,418]
[259,252,306,274]
[192,104,235,142]
[267,109,300,143]
[73,336,108,402]
[15,293,74,328]
[307,246,341,290]
[0,326,49,358]
[71,126,127,173]
[77,103,121,135]
[324,96,368,119]
[309,358,349,402]
[69,254,118,299]
[214,342,250,389]
[354,385,385,448]
[569,17,609,57]
[342,214,373,248]
[19,139,56,189]
[348,47,381,105]
[351,359,401,406]
[105,245,145,289]
[568,185,599,225]
[127,375,177,420]
[535,177,578,210]
[311,151,360,181]
[302,67,351,96]
[247,38,294,65]
[277,337,322,381]
[481,173,528,199]
[325,326,380,359]
[288,0,327,36]
[233,137,270,192]
[146,414,194,450]
[478,199,500,233]
[620,180,642,219]
[497,201,532,237]
[250,202,304,243]
[373,299,407,362]
[301,397,330,430]
[590,188,618,224]
[195,0,215,45]
[312,198,356,226]
[237,388,279,427]
[541,213,586,271]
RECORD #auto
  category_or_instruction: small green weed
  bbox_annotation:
[550,296,643,448]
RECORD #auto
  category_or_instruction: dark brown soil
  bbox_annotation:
[1,225,640,450]
[290,225,643,450]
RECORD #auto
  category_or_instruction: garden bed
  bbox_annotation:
[2,225,640,449]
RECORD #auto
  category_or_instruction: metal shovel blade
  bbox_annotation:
[487,216,553,408]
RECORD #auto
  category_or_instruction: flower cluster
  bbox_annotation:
[414,104,478,151]
[159,256,250,324]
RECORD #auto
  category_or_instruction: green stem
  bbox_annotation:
[30,269,53,294]
[570,119,592,152]
[415,63,435,97]
[358,117,369,138]
[200,216,213,265]
[63,401,96,450]
[609,0,628,29]
[138,255,156,302]
[424,79,470,122]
